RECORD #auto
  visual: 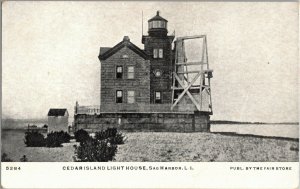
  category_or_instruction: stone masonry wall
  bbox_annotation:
[74,112,210,133]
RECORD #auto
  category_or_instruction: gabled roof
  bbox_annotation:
[48,109,68,116]
[98,36,149,61]
[99,47,111,56]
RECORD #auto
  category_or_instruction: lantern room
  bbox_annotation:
[148,11,168,37]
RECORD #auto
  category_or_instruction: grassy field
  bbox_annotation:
[1,129,298,162]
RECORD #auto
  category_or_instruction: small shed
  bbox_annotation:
[47,108,69,132]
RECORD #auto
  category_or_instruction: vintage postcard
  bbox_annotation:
[1,1,299,188]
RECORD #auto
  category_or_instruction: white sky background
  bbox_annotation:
[2,1,298,122]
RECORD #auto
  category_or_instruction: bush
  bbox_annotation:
[24,131,45,147]
[74,129,90,143]
[58,131,71,143]
[95,128,124,145]
[1,153,13,162]
[95,130,109,141]
[108,132,125,145]
[45,131,71,147]
[20,155,28,162]
[95,128,117,140]
[74,137,117,162]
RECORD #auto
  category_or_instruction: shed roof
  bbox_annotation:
[48,109,68,116]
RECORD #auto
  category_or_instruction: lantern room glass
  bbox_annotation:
[149,20,167,29]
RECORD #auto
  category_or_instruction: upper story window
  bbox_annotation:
[153,49,163,59]
[116,66,123,78]
[159,49,163,58]
[127,91,135,104]
[127,66,135,79]
[155,91,162,104]
[116,90,123,103]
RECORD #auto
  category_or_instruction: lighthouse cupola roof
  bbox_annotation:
[148,11,168,37]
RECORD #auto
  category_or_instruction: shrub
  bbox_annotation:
[106,128,117,137]
[45,131,70,147]
[20,155,28,162]
[46,132,63,147]
[58,131,71,143]
[74,137,117,162]
[74,129,90,143]
[1,153,13,162]
[95,130,109,141]
[95,128,125,145]
[24,131,45,147]
[95,128,116,141]
[108,132,125,145]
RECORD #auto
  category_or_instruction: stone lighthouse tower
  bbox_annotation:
[142,11,175,104]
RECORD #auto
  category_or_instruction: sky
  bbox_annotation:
[2,1,299,122]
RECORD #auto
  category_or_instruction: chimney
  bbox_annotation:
[123,36,130,41]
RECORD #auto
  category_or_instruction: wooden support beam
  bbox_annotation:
[174,74,201,111]
[171,72,201,111]
[177,35,206,40]
[171,85,210,90]
[176,61,206,66]
[177,69,213,74]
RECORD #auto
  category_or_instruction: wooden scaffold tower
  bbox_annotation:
[171,35,213,114]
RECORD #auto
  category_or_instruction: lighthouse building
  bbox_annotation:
[74,11,212,132]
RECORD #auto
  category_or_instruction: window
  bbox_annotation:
[127,91,135,104]
[155,92,162,104]
[154,69,161,77]
[153,49,158,58]
[159,49,163,58]
[116,90,123,103]
[116,66,123,78]
[149,21,166,29]
[153,21,158,28]
[127,66,134,79]
[158,21,161,28]
[153,48,163,59]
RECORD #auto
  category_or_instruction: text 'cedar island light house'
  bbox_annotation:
[74,11,213,132]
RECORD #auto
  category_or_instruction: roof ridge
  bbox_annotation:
[98,36,148,60]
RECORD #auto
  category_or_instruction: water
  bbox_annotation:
[2,119,298,139]
[211,124,299,139]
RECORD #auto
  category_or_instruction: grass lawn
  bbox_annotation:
[1,129,298,162]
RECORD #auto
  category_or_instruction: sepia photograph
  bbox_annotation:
[1,1,298,165]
